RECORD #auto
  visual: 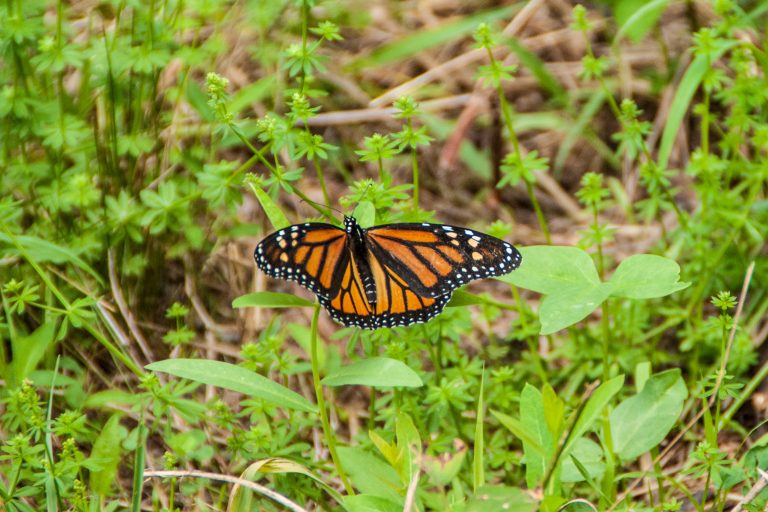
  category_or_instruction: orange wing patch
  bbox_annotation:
[254,223,350,299]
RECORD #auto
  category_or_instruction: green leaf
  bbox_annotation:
[560,438,605,483]
[542,384,565,441]
[353,200,376,228]
[232,292,313,308]
[499,246,599,294]
[447,289,489,307]
[337,446,402,500]
[658,40,739,169]
[520,384,553,488]
[89,414,127,496]
[249,182,290,230]
[491,410,547,458]
[473,371,486,491]
[539,283,612,335]
[146,359,317,413]
[321,357,422,388]
[563,375,625,457]
[0,233,104,285]
[613,0,670,44]
[467,485,535,512]
[396,412,421,483]
[11,321,57,387]
[344,495,403,512]
[610,369,688,460]
[231,457,344,508]
[608,254,690,299]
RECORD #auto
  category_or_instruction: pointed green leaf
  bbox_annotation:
[520,384,553,488]
[611,369,687,460]
[499,246,599,294]
[321,357,422,388]
[609,254,689,299]
[561,438,605,483]
[564,375,625,457]
[146,359,317,413]
[539,283,612,335]
[232,292,313,308]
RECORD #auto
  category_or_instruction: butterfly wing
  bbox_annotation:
[318,251,451,329]
[365,223,522,298]
[254,223,350,299]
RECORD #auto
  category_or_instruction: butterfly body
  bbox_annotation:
[254,216,522,329]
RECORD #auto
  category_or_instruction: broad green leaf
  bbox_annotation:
[396,412,421,483]
[560,438,605,483]
[542,384,565,444]
[448,289,489,307]
[337,446,402,500]
[321,357,422,388]
[425,444,467,486]
[499,246,599,294]
[89,414,127,496]
[11,321,57,387]
[563,375,625,457]
[467,485,535,512]
[0,233,103,285]
[344,495,402,512]
[538,283,612,335]
[634,361,652,392]
[287,323,326,371]
[247,181,290,230]
[491,410,547,458]
[613,0,669,43]
[520,384,553,488]
[609,254,690,299]
[146,359,317,413]
[84,389,143,409]
[610,369,688,460]
[353,200,376,228]
[658,41,739,169]
[232,292,313,308]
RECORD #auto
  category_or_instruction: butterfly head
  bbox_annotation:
[344,215,365,241]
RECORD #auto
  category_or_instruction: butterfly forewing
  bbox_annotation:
[254,223,349,299]
[365,223,522,298]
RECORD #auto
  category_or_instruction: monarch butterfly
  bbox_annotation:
[254,216,522,329]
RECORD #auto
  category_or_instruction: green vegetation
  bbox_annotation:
[1,0,767,511]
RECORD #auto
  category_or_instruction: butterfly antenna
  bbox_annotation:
[299,197,343,219]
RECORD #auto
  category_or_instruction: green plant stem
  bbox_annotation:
[409,120,419,210]
[310,303,354,495]
[525,180,552,244]
[228,122,333,220]
[484,46,551,242]
[510,285,547,384]
[311,153,331,207]
[299,0,309,94]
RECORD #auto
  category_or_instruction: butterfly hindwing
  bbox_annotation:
[319,253,451,329]
[365,223,522,298]
[254,223,349,299]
